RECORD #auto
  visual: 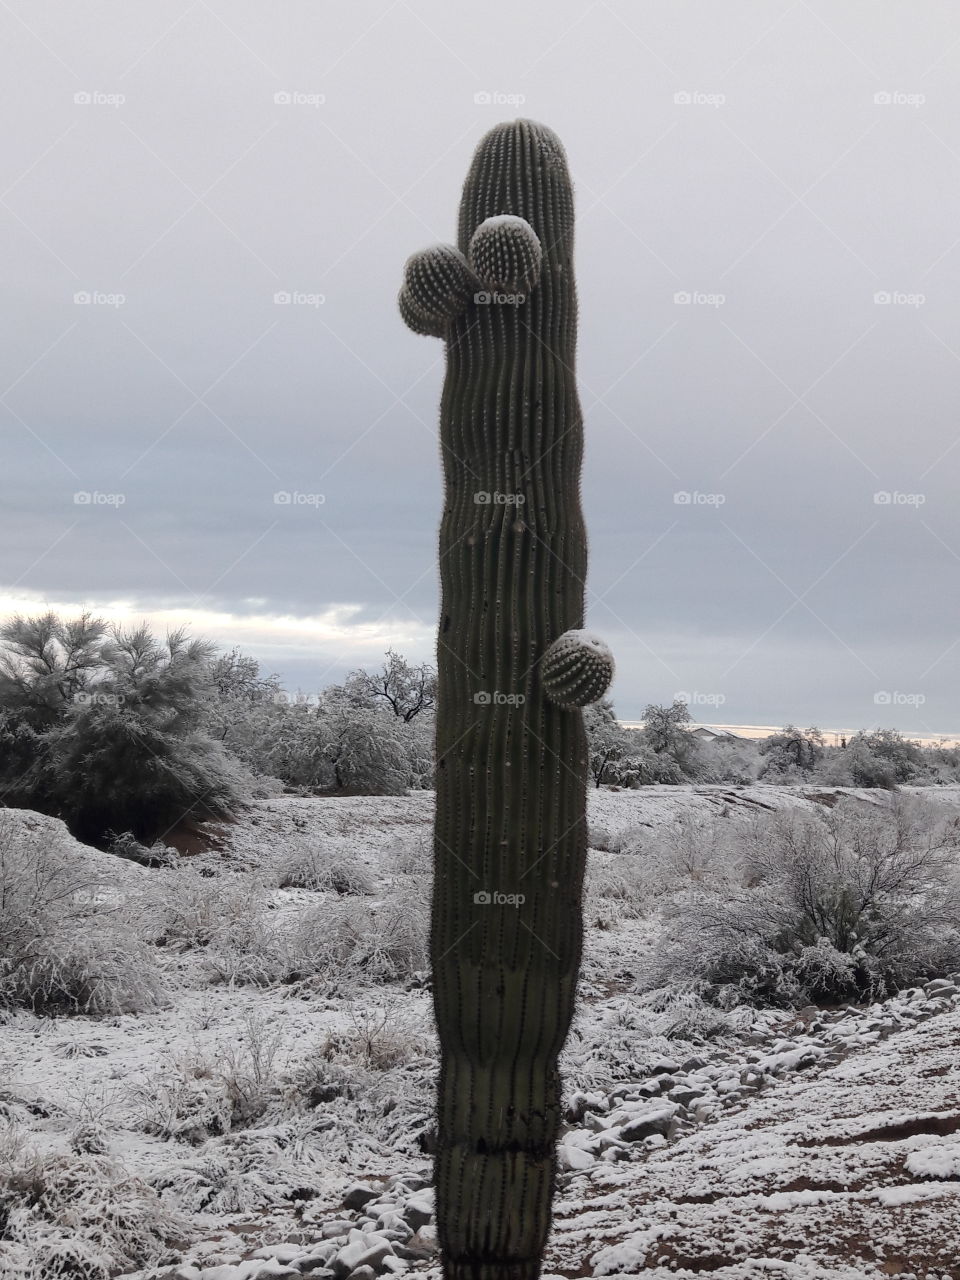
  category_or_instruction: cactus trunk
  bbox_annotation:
[399,119,613,1280]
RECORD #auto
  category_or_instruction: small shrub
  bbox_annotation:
[584,854,648,928]
[276,841,374,894]
[0,1124,183,1278]
[295,888,428,984]
[0,815,166,1015]
[134,1015,282,1144]
[649,797,960,1006]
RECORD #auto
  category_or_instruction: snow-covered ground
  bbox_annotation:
[2,785,959,1280]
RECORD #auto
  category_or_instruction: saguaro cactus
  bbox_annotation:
[399,120,613,1280]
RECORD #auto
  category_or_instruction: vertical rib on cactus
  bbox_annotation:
[399,119,612,1280]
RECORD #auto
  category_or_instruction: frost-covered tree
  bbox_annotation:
[344,648,436,722]
[639,699,701,781]
[758,724,824,780]
[0,616,248,844]
[583,698,650,786]
[0,612,107,727]
[40,626,247,844]
[318,688,410,794]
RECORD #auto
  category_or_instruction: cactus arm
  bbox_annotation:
[400,118,612,1280]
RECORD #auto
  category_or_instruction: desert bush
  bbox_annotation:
[134,1013,283,1145]
[0,1122,183,1278]
[0,815,166,1015]
[106,830,175,868]
[294,888,429,984]
[584,853,648,928]
[275,839,375,894]
[137,865,267,950]
[0,616,251,844]
[650,797,960,1006]
[384,832,430,875]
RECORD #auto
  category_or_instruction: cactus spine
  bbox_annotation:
[399,119,612,1280]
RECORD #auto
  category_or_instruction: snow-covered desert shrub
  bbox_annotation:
[650,797,960,1006]
[106,829,175,868]
[138,864,267,949]
[134,1015,282,1144]
[294,888,428,984]
[384,832,429,875]
[0,815,166,1015]
[275,839,375,894]
[635,985,734,1041]
[0,1123,183,1278]
[315,1007,433,1072]
[584,853,648,928]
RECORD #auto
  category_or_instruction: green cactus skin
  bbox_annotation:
[400,119,612,1280]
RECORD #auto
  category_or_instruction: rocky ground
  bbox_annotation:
[139,979,960,1280]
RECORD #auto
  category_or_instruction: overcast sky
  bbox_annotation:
[2,1,960,735]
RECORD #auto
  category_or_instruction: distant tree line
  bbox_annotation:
[585,698,960,791]
[0,612,434,846]
[1,612,955,848]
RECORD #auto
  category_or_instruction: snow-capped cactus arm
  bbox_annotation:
[398,244,480,338]
[468,214,542,293]
[541,629,615,708]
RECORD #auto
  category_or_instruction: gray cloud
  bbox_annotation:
[3,0,960,735]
